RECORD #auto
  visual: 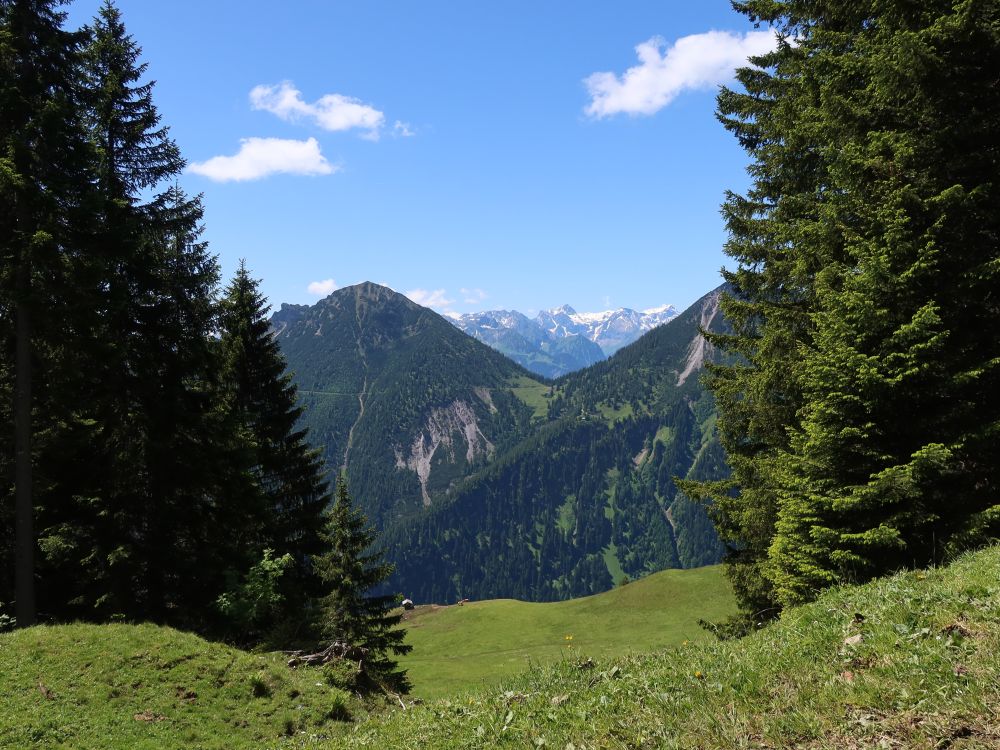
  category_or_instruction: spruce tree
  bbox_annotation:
[683,5,841,622]
[0,0,96,626]
[315,478,411,693]
[698,0,1000,613]
[215,261,330,644]
[765,0,1000,606]
[70,0,225,625]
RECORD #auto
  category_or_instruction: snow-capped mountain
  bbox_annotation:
[534,304,679,355]
[448,309,605,379]
[449,302,679,377]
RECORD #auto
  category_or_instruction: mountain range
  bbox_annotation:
[273,283,728,602]
[447,303,679,378]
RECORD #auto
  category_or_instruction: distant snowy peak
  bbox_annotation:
[535,304,680,355]
[450,302,680,373]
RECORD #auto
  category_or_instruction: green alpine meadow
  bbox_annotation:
[2,0,998,748]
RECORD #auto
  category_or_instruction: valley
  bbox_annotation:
[274,283,731,603]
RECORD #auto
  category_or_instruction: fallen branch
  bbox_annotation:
[286,641,370,668]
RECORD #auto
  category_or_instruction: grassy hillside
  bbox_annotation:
[399,564,734,699]
[0,622,364,750]
[1,547,998,748]
[351,545,1000,749]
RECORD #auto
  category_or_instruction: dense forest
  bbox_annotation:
[379,288,731,602]
[272,282,543,529]
[685,0,1000,631]
[0,0,407,680]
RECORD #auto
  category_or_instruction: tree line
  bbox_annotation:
[0,0,407,689]
[686,0,1000,631]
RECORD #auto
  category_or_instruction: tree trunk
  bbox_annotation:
[14,279,35,627]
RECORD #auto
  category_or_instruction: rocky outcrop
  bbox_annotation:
[396,400,495,506]
[676,291,720,387]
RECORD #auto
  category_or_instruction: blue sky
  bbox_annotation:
[66,1,771,315]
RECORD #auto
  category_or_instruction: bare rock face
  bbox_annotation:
[676,290,720,387]
[396,400,495,506]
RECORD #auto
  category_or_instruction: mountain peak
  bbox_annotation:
[642,304,677,316]
[550,304,577,315]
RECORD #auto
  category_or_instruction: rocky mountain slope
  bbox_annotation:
[275,282,729,602]
[382,286,730,602]
[272,282,546,527]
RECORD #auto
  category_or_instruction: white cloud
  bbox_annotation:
[188,137,335,182]
[251,81,385,139]
[460,287,488,304]
[393,120,415,137]
[584,29,777,118]
[405,288,454,309]
[307,278,337,296]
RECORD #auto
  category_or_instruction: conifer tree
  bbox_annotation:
[765,0,1000,606]
[315,478,411,693]
[683,5,840,622]
[215,261,330,644]
[697,0,1000,614]
[0,0,96,626]
[67,1,225,624]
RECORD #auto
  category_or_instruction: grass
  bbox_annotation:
[398,565,734,699]
[349,545,1000,749]
[4,547,999,748]
[597,401,635,424]
[555,493,576,534]
[0,622,360,750]
[509,375,553,421]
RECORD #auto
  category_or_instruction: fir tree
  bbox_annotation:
[215,261,330,644]
[765,0,1000,606]
[695,0,1000,613]
[0,0,96,626]
[316,478,411,693]
[68,0,226,625]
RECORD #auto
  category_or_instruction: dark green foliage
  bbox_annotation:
[315,478,411,693]
[213,262,331,645]
[695,0,1000,615]
[0,0,98,625]
[275,282,541,528]
[0,2,334,649]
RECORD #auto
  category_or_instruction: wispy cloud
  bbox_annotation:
[461,288,488,304]
[188,137,335,182]
[584,30,777,118]
[393,120,415,137]
[405,288,454,309]
[251,81,385,139]
[307,278,337,296]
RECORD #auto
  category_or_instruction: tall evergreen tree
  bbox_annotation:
[0,0,96,626]
[215,261,330,644]
[65,1,225,624]
[683,4,839,622]
[315,478,411,693]
[765,0,1000,607]
[696,0,1000,614]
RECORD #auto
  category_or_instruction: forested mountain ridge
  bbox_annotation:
[381,285,730,603]
[273,282,548,528]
